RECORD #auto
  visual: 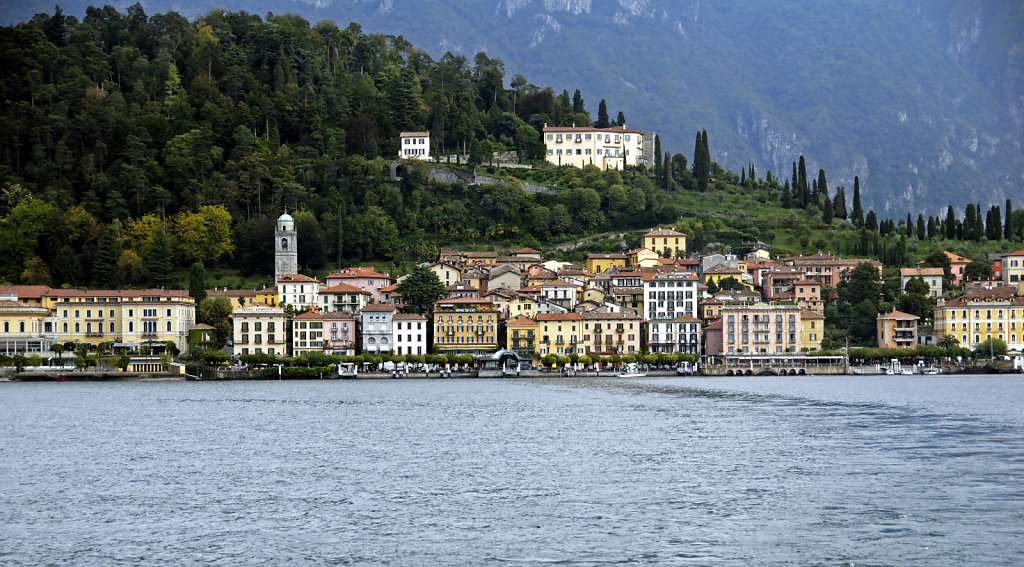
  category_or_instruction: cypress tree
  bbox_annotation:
[851,177,863,226]
[833,187,847,219]
[797,156,808,206]
[816,169,828,203]
[740,167,746,185]
[749,162,756,183]
[92,221,122,288]
[148,224,174,288]
[945,205,957,239]
[927,215,936,239]
[693,131,709,192]
[906,214,913,236]
[189,262,207,304]
[974,203,984,240]
[866,210,878,232]
[572,89,585,114]
[596,99,609,128]
[616,111,626,126]
[963,203,976,240]
[781,180,792,208]
[1006,199,1015,241]
[654,134,662,176]
[917,214,926,240]
[663,151,672,190]
[822,193,833,224]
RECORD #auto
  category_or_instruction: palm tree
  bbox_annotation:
[49,342,65,367]
[937,334,959,350]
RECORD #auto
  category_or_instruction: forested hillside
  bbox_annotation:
[0,5,686,288]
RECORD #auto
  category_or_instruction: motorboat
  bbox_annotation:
[616,363,647,378]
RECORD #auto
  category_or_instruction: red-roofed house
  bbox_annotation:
[876,310,919,349]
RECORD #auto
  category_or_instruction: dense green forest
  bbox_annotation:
[0,6,1021,292]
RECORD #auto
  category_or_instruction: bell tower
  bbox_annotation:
[275,209,298,283]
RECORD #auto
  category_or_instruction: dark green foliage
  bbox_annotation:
[1006,199,1015,241]
[945,206,957,239]
[596,99,610,128]
[395,265,446,315]
[189,262,207,303]
[964,261,992,281]
[851,177,863,226]
[147,224,174,288]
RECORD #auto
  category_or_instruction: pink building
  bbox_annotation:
[325,267,392,303]
[322,312,358,356]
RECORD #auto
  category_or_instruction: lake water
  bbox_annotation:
[2,375,1022,566]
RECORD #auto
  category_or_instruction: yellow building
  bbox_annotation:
[580,312,642,355]
[536,313,583,356]
[433,298,499,355]
[703,264,750,290]
[585,254,628,274]
[875,310,918,349]
[40,288,195,353]
[255,286,278,307]
[627,247,661,268]
[641,228,687,258]
[506,316,538,355]
[543,125,650,169]
[0,299,56,353]
[933,287,1024,350]
[801,309,825,351]
[508,294,540,319]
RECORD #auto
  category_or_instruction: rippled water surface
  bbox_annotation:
[2,375,1023,565]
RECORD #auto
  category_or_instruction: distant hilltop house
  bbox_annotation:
[542,124,654,169]
[398,131,431,160]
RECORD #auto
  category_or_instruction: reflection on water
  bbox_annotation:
[1,375,1022,566]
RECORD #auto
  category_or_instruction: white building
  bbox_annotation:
[642,272,699,321]
[360,303,395,354]
[647,315,702,354]
[542,124,651,169]
[393,313,428,356]
[277,273,320,311]
[232,304,289,356]
[399,131,431,160]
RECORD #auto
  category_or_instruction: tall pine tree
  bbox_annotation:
[596,99,609,128]
[945,206,957,239]
[1006,199,1015,241]
[851,177,863,226]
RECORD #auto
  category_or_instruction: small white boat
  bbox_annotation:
[617,363,647,378]
[676,362,696,376]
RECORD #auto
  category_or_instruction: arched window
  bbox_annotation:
[86,322,91,334]
[110,322,115,333]
[381,337,389,345]
[281,238,289,250]
[128,321,134,332]
[368,337,376,344]
[167,321,172,332]
[63,322,68,333]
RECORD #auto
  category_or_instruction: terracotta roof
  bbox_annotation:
[189,323,216,330]
[393,313,427,321]
[399,131,430,137]
[1003,248,1024,257]
[293,311,324,320]
[326,267,390,279]
[704,264,743,274]
[379,283,400,292]
[944,250,973,263]
[278,273,320,283]
[943,287,1019,305]
[800,309,825,319]
[877,310,918,320]
[537,313,582,321]
[208,289,257,297]
[641,272,699,282]
[579,311,641,320]
[434,297,494,305]
[506,316,538,326]
[900,268,944,277]
[670,315,701,323]
[704,320,724,331]
[510,247,541,254]
[321,283,368,294]
[643,228,686,238]
[540,280,577,288]
[544,125,645,134]
[361,303,396,312]
[9,285,52,299]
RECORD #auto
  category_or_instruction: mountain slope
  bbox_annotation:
[2,0,1020,216]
